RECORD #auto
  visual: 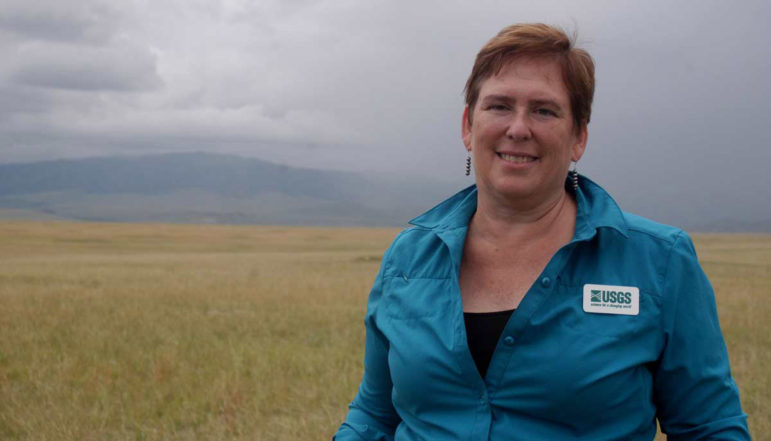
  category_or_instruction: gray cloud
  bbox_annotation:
[0,85,54,118]
[0,0,769,227]
[0,0,122,44]
[10,41,162,92]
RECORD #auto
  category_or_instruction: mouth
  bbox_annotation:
[496,152,538,164]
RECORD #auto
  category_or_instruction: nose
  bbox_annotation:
[505,110,532,141]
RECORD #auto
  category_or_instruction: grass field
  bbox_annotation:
[0,221,768,440]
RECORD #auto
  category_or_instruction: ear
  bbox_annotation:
[461,106,472,151]
[571,124,588,162]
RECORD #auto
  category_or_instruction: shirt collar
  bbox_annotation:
[408,175,629,239]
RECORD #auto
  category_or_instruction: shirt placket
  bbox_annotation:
[436,227,494,440]
[436,222,598,440]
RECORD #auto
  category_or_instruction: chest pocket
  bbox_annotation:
[383,276,454,320]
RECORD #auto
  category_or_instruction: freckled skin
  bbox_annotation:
[462,56,587,209]
[459,56,589,312]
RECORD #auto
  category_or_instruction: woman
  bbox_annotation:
[335,24,750,440]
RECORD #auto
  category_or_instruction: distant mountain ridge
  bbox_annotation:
[0,153,768,231]
[0,152,450,226]
[0,152,364,198]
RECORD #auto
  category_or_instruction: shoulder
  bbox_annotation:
[620,211,701,272]
[616,211,703,291]
[579,176,689,251]
[579,208,701,299]
[621,211,687,248]
[378,184,476,279]
[387,226,440,251]
[380,226,455,279]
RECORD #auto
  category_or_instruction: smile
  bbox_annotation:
[497,153,537,163]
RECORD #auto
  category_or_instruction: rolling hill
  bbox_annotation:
[0,152,452,226]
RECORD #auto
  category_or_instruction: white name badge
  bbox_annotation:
[583,284,639,315]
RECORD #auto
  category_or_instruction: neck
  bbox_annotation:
[471,186,576,244]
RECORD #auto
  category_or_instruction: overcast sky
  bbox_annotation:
[1,0,769,226]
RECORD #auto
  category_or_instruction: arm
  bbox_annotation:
[334,256,401,440]
[654,232,750,440]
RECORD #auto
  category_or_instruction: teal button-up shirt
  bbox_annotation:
[335,177,749,440]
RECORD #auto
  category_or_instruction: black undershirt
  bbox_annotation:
[464,309,515,378]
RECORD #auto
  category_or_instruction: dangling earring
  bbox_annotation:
[465,152,471,176]
[571,161,579,192]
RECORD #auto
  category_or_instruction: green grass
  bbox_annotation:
[0,222,767,440]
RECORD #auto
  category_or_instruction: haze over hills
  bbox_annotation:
[0,152,768,232]
[0,152,452,226]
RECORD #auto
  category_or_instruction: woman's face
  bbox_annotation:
[462,56,587,205]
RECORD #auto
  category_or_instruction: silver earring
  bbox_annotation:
[465,153,471,176]
[571,161,579,192]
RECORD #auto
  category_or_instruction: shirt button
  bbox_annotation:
[503,336,515,345]
[540,276,551,287]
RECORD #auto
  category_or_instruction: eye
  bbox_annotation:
[535,107,557,117]
[484,103,510,111]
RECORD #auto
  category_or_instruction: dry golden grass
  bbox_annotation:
[0,222,767,440]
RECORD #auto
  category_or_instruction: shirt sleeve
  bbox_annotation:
[334,250,401,440]
[653,232,751,440]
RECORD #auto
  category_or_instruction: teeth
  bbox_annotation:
[499,153,536,163]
